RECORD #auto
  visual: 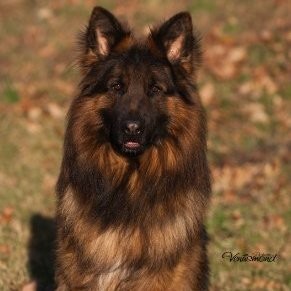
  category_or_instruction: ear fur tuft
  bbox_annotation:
[150,12,202,74]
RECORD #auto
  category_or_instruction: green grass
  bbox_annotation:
[2,84,20,104]
[249,43,274,66]
[280,84,291,100]
[190,0,216,12]
[223,21,241,35]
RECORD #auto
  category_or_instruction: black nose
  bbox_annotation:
[123,121,142,135]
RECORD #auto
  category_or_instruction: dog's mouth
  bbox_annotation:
[124,141,141,149]
[109,132,147,157]
[121,140,144,156]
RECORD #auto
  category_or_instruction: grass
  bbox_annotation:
[0,0,290,290]
[249,44,275,66]
[190,0,216,12]
[2,84,20,104]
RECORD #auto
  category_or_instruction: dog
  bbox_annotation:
[55,6,211,290]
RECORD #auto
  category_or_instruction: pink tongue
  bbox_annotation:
[125,142,140,148]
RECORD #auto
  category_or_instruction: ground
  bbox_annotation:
[0,0,290,290]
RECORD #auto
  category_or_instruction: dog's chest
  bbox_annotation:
[95,261,129,290]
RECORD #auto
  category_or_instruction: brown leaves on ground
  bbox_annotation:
[0,207,14,224]
[200,82,216,105]
[0,245,10,256]
[21,281,37,291]
[205,35,247,80]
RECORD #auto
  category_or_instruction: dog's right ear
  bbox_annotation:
[149,12,201,75]
[79,7,129,70]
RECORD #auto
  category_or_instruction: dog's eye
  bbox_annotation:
[110,82,123,92]
[150,85,162,95]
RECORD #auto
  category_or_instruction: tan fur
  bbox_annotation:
[56,186,207,290]
[166,35,184,61]
[79,49,98,75]
[114,36,135,53]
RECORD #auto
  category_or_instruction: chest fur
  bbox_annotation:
[59,189,198,268]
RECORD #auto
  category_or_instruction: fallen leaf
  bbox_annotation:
[260,30,273,42]
[270,214,287,231]
[39,44,56,58]
[227,47,247,63]
[25,121,41,134]
[205,45,247,80]
[243,102,269,123]
[42,174,56,194]
[252,278,268,289]
[253,67,278,94]
[22,281,37,291]
[200,83,215,105]
[55,79,74,96]
[47,103,64,119]
[27,107,42,121]
[0,244,10,255]
[0,207,14,223]
[37,8,53,20]
[231,209,244,227]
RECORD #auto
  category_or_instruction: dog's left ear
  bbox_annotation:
[150,12,201,74]
[86,7,129,56]
[79,7,130,72]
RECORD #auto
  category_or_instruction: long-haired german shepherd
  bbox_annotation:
[56,6,211,290]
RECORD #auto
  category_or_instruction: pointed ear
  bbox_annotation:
[150,12,201,73]
[86,6,130,56]
[79,7,130,70]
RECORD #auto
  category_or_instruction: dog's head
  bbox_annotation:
[72,7,202,158]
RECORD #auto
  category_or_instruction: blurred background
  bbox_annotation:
[0,0,290,290]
